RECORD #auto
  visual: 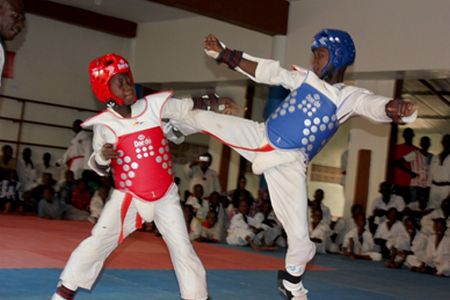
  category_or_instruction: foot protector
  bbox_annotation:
[277,270,308,300]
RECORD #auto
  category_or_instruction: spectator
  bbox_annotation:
[219,194,233,215]
[184,152,221,197]
[58,170,78,204]
[420,198,450,236]
[38,186,69,220]
[228,175,255,209]
[249,187,269,217]
[208,191,227,230]
[394,136,432,203]
[329,204,364,253]
[342,214,381,261]
[309,189,331,226]
[183,204,202,242]
[0,170,20,213]
[427,134,450,209]
[402,187,434,225]
[374,208,407,259]
[23,172,55,214]
[88,185,112,224]
[16,147,38,195]
[35,152,60,184]
[196,211,224,243]
[369,181,406,234]
[309,208,330,254]
[226,199,261,246]
[0,145,17,180]
[56,119,92,180]
[185,184,209,222]
[70,179,91,212]
[253,200,286,248]
[385,217,427,269]
[407,218,450,276]
[82,169,101,197]
[393,128,419,204]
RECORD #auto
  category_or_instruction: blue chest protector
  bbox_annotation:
[266,82,339,160]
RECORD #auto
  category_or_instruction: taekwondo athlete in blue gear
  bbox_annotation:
[171,29,418,300]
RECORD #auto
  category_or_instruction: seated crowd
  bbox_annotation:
[1,142,449,279]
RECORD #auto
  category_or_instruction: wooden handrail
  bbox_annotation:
[0,94,98,154]
[0,94,99,113]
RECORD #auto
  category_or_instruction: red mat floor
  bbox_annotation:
[0,214,330,271]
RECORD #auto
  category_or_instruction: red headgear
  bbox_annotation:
[88,53,137,106]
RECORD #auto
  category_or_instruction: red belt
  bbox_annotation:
[119,193,143,244]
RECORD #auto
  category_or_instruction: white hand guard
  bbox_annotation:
[163,122,185,145]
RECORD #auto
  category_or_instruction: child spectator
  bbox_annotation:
[185,184,209,222]
[16,147,38,195]
[369,181,406,234]
[420,197,450,236]
[196,211,224,243]
[38,186,69,220]
[35,152,60,184]
[58,170,78,204]
[343,214,381,261]
[254,200,286,248]
[70,179,91,212]
[0,145,17,180]
[82,170,101,197]
[249,187,269,217]
[220,194,233,215]
[88,185,112,224]
[183,204,202,241]
[385,217,427,269]
[0,170,20,214]
[309,208,330,254]
[226,199,261,246]
[402,187,434,225]
[329,204,364,253]
[208,191,227,230]
[374,208,407,259]
[407,218,450,276]
[310,189,332,226]
[23,172,55,214]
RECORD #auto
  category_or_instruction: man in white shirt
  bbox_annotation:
[184,152,221,197]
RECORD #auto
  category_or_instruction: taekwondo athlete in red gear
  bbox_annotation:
[51,53,235,300]
[170,29,418,300]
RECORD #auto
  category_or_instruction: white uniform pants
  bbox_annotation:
[59,184,207,300]
[176,110,316,277]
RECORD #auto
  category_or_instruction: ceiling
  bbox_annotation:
[27,1,450,135]
[49,0,199,24]
[401,78,450,134]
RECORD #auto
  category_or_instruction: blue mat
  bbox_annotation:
[1,253,448,300]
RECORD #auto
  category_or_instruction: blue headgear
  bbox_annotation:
[311,29,355,79]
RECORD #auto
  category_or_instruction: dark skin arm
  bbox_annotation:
[204,34,257,77]
[393,157,417,178]
[204,34,418,119]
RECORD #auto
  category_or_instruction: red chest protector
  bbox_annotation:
[111,127,174,201]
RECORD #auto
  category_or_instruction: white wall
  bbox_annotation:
[0,14,133,166]
[133,16,273,83]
